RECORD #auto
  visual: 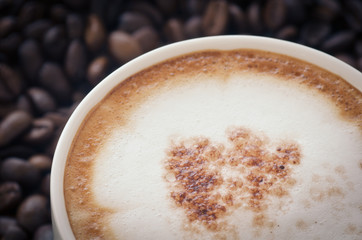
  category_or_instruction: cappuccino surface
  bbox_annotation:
[64,50,362,239]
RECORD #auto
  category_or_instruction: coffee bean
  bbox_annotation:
[33,224,53,240]
[118,12,152,33]
[355,40,362,57]
[228,3,246,33]
[16,194,50,233]
[50,4,68,23]
[41,174,50,197]
[22,118,54,145]
[2,225,27,240]
[0,157,41,187]
[334,53,357,68]
[0,145,36,159]
[155,0,178,15]
[184,16,202,39]
[0,216,17,235]
[23,19,51,41]
[65,39,87,83]
[29,155,52,173]
[0,182,22,213]
[16,95,34,115]
[66,14,84,40]
[87,56,109,86]
[202,0,229,36]
[39,62,72,103]
[163,18,185,43]
[247,2,263,34]
[43,25,68,61]
[133,26,160,53]
[27,87,56,114]
[263,0,286,32]
[0,111,32,147]
[284,0,306,24]
[321,31,355,53]
[18,39,43,81]
[85,14,106,52]
[357,57,362,72]
[109,30,142,63]
[312,0,340,22]
[0,16,16,38]
[130,2,163,26]
[300,22,331,47]
[0,33,22,58]
[17,1,44,28]
[44,111,68,128]
[344,0,362,31]
[0,103,16,118]
[276,25,298,40]
[0,64,23,102]
[185,0,207,16]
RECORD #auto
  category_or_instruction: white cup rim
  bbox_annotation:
[50,35,362,240]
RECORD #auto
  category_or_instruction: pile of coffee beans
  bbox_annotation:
[0,0,361,239]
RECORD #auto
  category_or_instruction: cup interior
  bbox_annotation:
[50,35,362,240]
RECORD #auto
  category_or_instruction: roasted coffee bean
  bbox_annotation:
[87,56,109,86]
[300,22,331,47]
[185,0,207,16]
[109,30,142,63]
[284,0,306,24]
[133,26,160,53]
[0,103,15,118]
[65,39,87,83]
[43,25,68,60]
[0,182,22,213]
[202,0,229,36]
[18,39,43,81]
[276,25,298,40]
[50,4,68,23]
[0,157,41,187]
[66,14,84,39]
[16,95,34,115]
[263,0,286,32]
[355,40,362,57]
[334,53,357,68]
[0,64,23,102]
[2,225,27,240]
[228,3,246,33]
[130,2,163,26]
[0,145,36,159]
[0,216,17,235]
[247,2,263,34]
[0,16,16,38]
[0,33,22,57]
[39,62,72,103]
[312,0,340,22]
[357,57,362,72]
[44,111,68,128]
[118,12,152,33]
[184,16,202,39]
[23,19,51,40]
[29,155,52,173]
[34,224,53,240]
[16,194,50,233]
[344,0,362,31]
[85,14,106,52]
[155,0,178,15]
[41,174,50,197]
[27,87,56,114]
[17,1,44,28]
[22,118,54,145]
[0,111,32,147]
[164,18,185,43]
[321,31,355,53]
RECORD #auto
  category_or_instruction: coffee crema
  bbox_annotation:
[64,49,362,239]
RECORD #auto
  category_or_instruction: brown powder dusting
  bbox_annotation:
[164,127,301,231]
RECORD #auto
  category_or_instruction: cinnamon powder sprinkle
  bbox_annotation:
[164,127,301,231]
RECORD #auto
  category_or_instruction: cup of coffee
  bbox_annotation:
[51,35,362,240]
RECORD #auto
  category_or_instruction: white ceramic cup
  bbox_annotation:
[50,35,362,240]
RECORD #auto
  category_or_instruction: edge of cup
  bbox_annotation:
[50,35,362,240]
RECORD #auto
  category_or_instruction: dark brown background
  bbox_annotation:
[0,0,361,239]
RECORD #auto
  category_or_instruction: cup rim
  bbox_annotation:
[50,35,362,240]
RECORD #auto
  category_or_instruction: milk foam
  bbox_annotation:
[91,73,362,239]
